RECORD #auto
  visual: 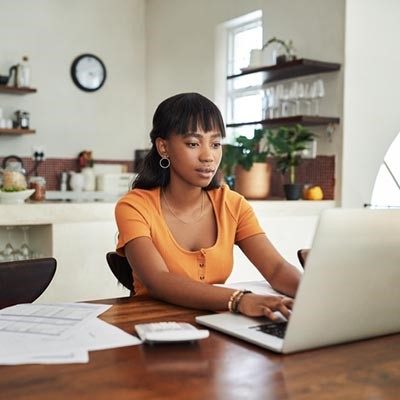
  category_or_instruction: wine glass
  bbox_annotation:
[275,84,285,118]
[296,82,305,115]
[0,226,16,261]
[19,226,33,260]
[265,87,276,119]
[303,83,312,115]
[313,79,325,115]
[288,81,301,116]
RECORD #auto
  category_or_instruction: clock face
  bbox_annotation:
[71,54,106,92]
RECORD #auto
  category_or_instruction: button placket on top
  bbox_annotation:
[197,249,206,281]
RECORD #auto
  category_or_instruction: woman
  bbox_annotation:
[115,92,302,319]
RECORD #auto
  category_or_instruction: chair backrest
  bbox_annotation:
[0,257,57,309]
[106,252,134,293]
[297,249,309,269]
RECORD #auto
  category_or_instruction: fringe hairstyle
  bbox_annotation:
[133,92,226,190]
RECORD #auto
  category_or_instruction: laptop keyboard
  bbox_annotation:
[251,322,288,339]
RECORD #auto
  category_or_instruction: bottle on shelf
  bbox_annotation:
[17,56,31,88]
[60,171,68,192]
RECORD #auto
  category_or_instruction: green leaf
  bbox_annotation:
[265,124,316,183]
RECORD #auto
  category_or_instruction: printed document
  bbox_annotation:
[0,303,141,365]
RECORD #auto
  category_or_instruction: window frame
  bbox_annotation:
[225,13,263,137]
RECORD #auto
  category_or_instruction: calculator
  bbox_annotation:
[135,321,209,343]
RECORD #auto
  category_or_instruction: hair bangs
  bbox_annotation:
[168,93,226,138]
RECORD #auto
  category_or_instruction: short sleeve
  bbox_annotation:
[115,196,152,255]
[234,197,264,243]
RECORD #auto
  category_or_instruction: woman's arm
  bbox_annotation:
[238,233,302,297]
[125,236,293,319]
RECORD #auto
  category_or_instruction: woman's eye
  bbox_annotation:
[186,142,199,148]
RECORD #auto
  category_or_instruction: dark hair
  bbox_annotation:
[133,92,226,190]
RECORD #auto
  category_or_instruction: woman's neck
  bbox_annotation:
[161,185,205,225]
[163,183,203,207]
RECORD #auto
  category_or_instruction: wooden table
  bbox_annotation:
[0,296,399,400]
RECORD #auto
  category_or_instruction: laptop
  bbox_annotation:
[196,208,400,354]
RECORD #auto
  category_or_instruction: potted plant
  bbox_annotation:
[220,144,240,190]
[266,124,316,200]
[262,36,296,65]
[220,129,273,199]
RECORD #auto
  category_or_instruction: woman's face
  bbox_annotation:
[158,127,222,188]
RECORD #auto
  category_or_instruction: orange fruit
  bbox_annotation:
[305,185,324,200]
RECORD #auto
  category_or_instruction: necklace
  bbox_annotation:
[162,189,205,224]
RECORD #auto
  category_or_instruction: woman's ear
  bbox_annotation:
[155,137,168,157]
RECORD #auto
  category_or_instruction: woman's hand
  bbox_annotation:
[237,293,294,320]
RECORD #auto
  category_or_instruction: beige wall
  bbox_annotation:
[0,0,146,160]
[342,0,400,207]
[146,0,345,198]
[145,0,344,121]
[5,1,393,207]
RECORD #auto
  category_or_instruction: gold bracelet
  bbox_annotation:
[232,290,252,313]
[228,290,241,313]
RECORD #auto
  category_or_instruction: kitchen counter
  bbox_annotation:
[0,199,335,225]
[45,190,120,203]
[0,201,116,225]
[0,199,336,302]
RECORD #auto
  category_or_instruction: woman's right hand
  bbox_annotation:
[237,293,294,320]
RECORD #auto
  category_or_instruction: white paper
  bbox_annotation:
[0,302,111,338]
[0,350,89,365]
[0,302,141,365]
[58,318,142,351]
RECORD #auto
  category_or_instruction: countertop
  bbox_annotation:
[0,198,336,226]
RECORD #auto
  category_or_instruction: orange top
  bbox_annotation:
[115,185,264,295]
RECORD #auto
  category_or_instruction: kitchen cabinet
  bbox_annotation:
[0,202,129,302]
[0,84,37,135]
[226,58,341,128]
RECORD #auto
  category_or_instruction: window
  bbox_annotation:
[225,10,263,139]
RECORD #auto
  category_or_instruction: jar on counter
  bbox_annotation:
[29,176,46,201]
[1,159,27,191]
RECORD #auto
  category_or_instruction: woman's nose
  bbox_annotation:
[199,147,213,162]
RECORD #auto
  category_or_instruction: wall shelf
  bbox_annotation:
[0,128,35,135]
[226,115,340,128]
[227,58,341,83]
[0,85,37,134]
[0,85,37,94]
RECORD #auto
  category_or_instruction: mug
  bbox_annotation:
[82,167,96,191]
[69,172,85,192]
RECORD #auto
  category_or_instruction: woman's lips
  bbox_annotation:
[196,168,215,178]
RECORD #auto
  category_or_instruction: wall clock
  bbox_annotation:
[70,54,106,92]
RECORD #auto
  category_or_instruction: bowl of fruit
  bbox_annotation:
[0,188,35,204]
[0,166,33,204]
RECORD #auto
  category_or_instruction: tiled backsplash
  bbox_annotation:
[0,155,334,199]
[268,155,335,199]
[0,157,134,191]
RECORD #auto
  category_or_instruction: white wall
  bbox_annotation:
[342,0,400,207]
[0,0,147,160]
[2,0,365,204]
[146,0,345,197]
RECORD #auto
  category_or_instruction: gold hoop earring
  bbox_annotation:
[159,155,170,169]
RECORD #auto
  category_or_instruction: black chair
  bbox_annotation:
[297,249,310,269]
[106,252,134,294]
[0,257,57,309]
